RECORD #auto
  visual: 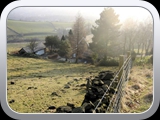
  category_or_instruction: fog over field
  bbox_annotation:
[8,7,151,22]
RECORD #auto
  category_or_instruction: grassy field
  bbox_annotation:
[52,22,73,29]
[7,20,74,40]
[7,20,55,34]
[121,63,153,113]
[7,43,153,113]
[7,43,29,54]
[7,54,117,113]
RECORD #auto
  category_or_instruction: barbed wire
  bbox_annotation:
[93,55,131,113]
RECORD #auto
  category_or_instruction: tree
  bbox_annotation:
[68,29,75,54]
[73,13,87,63]
[61,35,66,41]
[121,18,139,54]
[58,40,72,61]
[136,16,153,58]
[28,39,38,53]
[89,8,121,60]
[44,36,60,53]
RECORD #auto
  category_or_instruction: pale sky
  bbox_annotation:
[9,7,152,23]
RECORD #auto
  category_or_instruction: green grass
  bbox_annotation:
[7,20,55,34]
[7,28,18,36]
[7,43,28,53]
[7,20,74,40]
[7,53,117,113]
[121,64,153,113]
[52,22,73,29]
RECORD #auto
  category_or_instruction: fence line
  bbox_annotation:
[93,52,132,113]
[107,55,131,113]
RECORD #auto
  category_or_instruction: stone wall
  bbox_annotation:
[54,70,118,113]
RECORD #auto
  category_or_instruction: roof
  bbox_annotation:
[21,42,46,53]
[85,34,93,44]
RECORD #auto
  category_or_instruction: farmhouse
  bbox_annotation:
[18,42,46,56]
[72,34,93,55]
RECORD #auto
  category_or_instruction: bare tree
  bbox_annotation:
[73,13,87,63]
[137,16,153,58]
[28,40,38,53]
[121,18,139,54]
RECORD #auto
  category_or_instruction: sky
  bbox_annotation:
[8,7,152,22]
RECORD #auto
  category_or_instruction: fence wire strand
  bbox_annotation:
[93,55,131,113]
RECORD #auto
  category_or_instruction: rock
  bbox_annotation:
[132,84,141,90]
[10,81,15,85]
[51,92,58,96]
[92,79,104,86]
[80,83,86,87]
[96,87,104,94]
[48,106,56,110]
[81,102,95,113]
[93,99,101,106]
[109,87,116,94]
[102,96,110,106]
[73,78,78,81]
[56,106,72,113]
[85,90,97,101]
[103,80,112,86]
[9,99,15,104]
[112,81,118,88]
[67,103,75,109]
[101,72,114,80]
[27,87,34,90]
[61,89,66,93]
[64,84,70,89]
[102,85,109,91]
[67,81,73,85]
[95,107,102,113]
[144,93,153,103]
[72,107,85,113]
[72,88,78,90]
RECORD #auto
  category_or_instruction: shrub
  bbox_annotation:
[98,57,119,66]
[21,53,39,58]
[148,55,153,64]
[131,50,136,61]
[134,56,152,66]
[91,53,98,65]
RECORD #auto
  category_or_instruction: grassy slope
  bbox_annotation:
[52,22,74,29]
[7,20,54,34]
[7,54,116,113]
[7,20,74,38]
[121,64,153,113]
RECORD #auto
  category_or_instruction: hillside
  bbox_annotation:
[7,55,115,113]
[7,20,74,41]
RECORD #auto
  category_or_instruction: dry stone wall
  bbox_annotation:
[54,70,119,113]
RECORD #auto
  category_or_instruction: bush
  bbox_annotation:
[134,56,152,66]
[91,53,98,65]
[98,57,119,66]
[131,50,136,61]
[21,53,39,58]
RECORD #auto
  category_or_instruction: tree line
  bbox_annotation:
[36,8,153,64]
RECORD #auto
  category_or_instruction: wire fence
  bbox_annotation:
[93,54,132,113]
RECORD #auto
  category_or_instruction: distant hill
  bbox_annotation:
[7,20,74,41]
[7,7,97,22]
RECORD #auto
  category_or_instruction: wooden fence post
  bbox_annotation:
[118,55,124,81]
[127,51,131,58]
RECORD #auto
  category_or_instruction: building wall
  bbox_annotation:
[35,49,45,55]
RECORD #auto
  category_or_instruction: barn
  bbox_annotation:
[18,42,46,56]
